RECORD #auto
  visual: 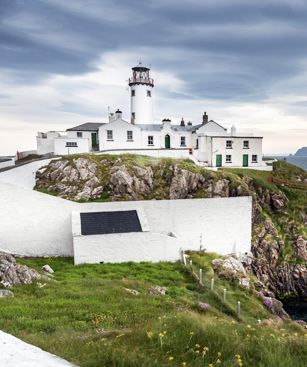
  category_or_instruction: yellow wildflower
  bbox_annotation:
[217,352,222,357]
[169,356,174,362]
[146,331,153,338]
[195,343,200,348]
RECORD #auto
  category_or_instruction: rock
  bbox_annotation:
[149,286,167,296]
[212,256,246,275]
[169,168,199,199]
[270,193,286,211]
[0,289,14,298]
[73,158,97,180]
[239,277,250,289]
[261,294,290,320]
[109,165,134,197]
[294,236,307,261]
[124,288,140,296]
[213,179,230,197]
[42,265,54,274]
[0,252,41,287]
[61,166,79,182]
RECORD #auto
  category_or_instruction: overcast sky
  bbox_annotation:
[1,0,307,155]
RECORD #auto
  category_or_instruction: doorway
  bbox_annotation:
[216,154,222,167]
[165,134,170,149]
[243,154,249,167]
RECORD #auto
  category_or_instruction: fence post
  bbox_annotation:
[211,278,214,291]
[223,288,227,301]
[199,269,203,285]
[237,301,241,318]
[189,260,193,266]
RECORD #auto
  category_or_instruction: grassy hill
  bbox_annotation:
[0,253,306,367]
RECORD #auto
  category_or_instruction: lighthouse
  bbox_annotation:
[129,62,154,124]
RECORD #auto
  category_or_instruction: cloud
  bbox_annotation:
[0,0,307,155]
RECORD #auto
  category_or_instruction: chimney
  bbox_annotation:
[202,112,208,125]
[180,118,185,127]
[187,121,192,126]
[115,109,122,119]
[231,125,237,136]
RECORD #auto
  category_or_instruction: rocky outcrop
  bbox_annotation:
[0,252,41,288]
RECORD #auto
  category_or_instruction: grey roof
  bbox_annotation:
[138,123,203,132]
[67,122,105,132]
[137,124,163,131]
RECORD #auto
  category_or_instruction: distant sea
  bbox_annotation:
[273,156,307,171]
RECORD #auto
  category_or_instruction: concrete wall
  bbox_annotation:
[0,180,252,260]
[0,182,75,256]
[54,137,90,155]
[98,148,191,159]
[0,159,15,170]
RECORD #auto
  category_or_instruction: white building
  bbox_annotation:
[37,62,264,168]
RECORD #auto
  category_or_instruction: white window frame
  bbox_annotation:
[107,130,113,140]
[66,142,78,147]
[243,140,249,149]
[226,154,232,163]
[252,154,258,163]
[148,135,154,146]
[226,140,233,149]
[127,130,133,141]
[180,136,186,147]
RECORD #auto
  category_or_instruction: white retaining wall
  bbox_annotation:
[0,159,15,170]
[98,148,191,159]
[0,179,252,260]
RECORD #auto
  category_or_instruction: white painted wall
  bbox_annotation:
[54,138,90,155]
[98,149,191,159]
[0,159,57,189]
[0,159,15,170]
[0,182,75,256]
[130,83,154,124]
[210,136,263,167]
[0,174,252,260]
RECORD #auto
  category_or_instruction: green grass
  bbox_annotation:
[0,254,306,367]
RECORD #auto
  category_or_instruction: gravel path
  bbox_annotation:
[0,331,76,367]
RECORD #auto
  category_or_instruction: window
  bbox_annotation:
[252,154,258,163]
[196,139,199,149]
[243,140,249,149]
[147,90,151,97]
[127,130,133,141]
[180,136,186,147]
[226,155,232,163]
[148,136,154,145]
[66,142,77,147]
[131,90,135,97]
[107,130,113,140]
[226,140,233,149]
[77,132,83,138]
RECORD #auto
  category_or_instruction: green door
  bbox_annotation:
[216,154,222,167]
[243,154,248,167]
[165,134,170,149]
[91,133,98,150]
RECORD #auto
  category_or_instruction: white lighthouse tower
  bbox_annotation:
[129,62,154,124]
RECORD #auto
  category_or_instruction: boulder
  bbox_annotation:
[149,286,167,296]
[0,289,14,298]
[169,168,199,199]
[0,252,41,287]
[42,265,54,274]
[124,288,140,296]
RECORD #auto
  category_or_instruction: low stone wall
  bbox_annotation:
[0,159,15,170]
[98,148,191,159]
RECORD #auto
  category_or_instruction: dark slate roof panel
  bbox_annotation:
[67,122,105,131]
[80,210,142,235]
